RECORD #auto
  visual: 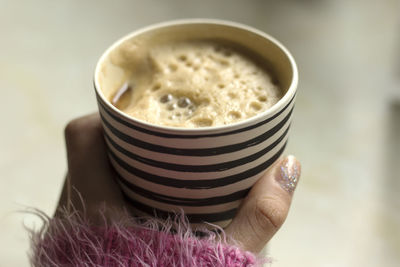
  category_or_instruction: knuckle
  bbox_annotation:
[64,115,103,151]
[254,196,287,230]
[64,118,83,140]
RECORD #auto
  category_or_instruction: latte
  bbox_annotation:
[110,40,282,128]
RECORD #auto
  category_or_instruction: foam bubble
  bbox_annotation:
[158,93,198,123]
[168,63,178,72]
[228,111,241,120]
[160,94,173,103]
[228,92,237,99]
[152,83,161,91]
[177,97,191,108]
[219,59,230,66]
[184,110,193,116]
[178,55,187,61]
[193,117,213,127]
[250,101,262,111]
[167,103,177,111]
[258,96,267,102]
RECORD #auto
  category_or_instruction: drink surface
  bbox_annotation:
[110,40,282,128]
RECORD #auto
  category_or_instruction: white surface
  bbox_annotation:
[1,0,399,266]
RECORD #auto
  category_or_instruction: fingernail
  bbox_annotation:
[277,156,301,193]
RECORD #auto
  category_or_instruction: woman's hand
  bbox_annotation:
[57,113,301,254]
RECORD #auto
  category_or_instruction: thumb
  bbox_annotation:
[225,155,301,253]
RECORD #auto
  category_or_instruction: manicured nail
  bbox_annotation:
[277,155,301,193]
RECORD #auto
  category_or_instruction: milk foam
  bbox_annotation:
[111,40,282,128]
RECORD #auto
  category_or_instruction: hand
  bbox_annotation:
[57,113,301,254]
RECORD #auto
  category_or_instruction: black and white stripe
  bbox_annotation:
[95,92,295,225]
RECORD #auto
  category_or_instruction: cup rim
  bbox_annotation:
[94,18,298,133]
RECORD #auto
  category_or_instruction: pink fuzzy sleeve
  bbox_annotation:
[29,210,268,266]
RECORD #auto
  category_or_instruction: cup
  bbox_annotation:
[94,19,298,229]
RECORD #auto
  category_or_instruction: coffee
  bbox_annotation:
[109,40,282,128]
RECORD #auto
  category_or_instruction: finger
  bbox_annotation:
[62,113,123,212]
[64,113,104,168]
[64,113,109,182]
[225,155,301,253]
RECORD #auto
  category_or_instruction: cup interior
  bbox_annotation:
[94,20,298,131]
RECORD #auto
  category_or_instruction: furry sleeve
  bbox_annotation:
[29,209,268,266]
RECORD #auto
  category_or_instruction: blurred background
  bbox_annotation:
[1,0,399,266]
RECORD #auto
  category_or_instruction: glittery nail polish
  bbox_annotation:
[278,156,301,193]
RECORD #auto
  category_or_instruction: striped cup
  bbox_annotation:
[94,19,298,229]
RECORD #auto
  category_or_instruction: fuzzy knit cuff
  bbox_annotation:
[29,209,268,266]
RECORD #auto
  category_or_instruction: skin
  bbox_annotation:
[57,113,301,254]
